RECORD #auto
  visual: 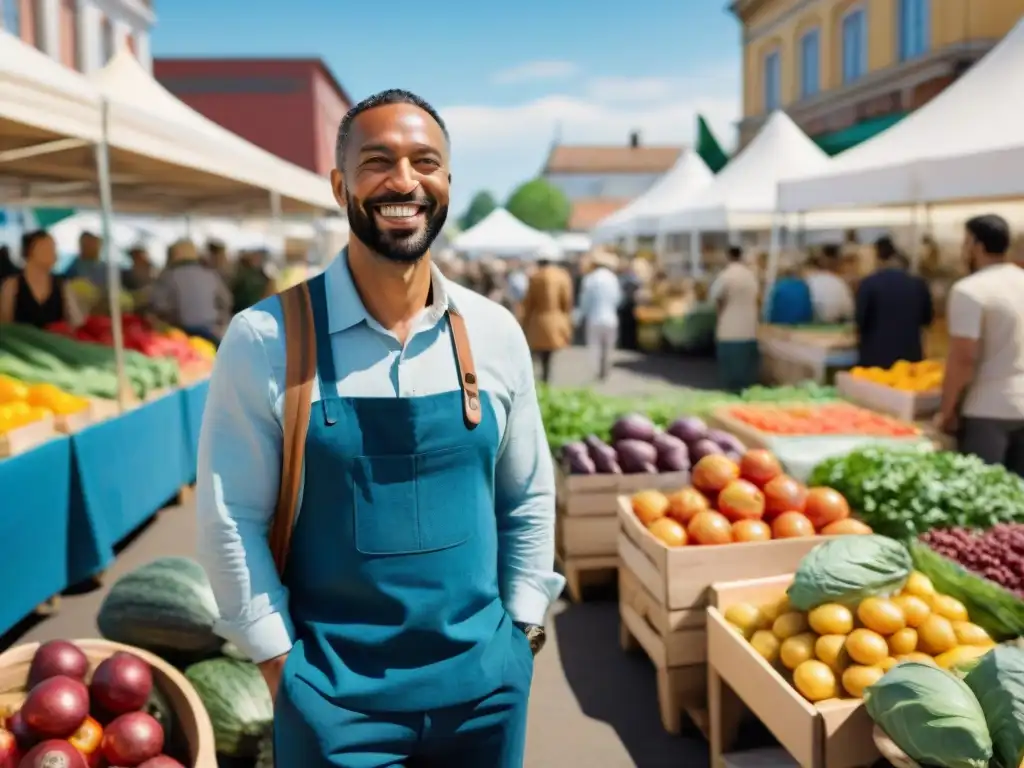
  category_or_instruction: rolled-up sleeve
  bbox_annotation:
[195,312,295,663]
[494,327,566,625]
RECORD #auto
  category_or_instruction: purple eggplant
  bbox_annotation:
[615,439,659,473]
[561,442,597,474]
[707,428,745,454]
[611,413,657,443]
[690,438,724,462]
[667,416,708,444]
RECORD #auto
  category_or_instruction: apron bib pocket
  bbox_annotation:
[352,446,479,555]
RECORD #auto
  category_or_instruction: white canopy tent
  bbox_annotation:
[91,50,336,215]
[592,148,713,244]
[778,19,1024,212]
[451,208,560,258]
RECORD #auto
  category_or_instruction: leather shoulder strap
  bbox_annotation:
[268,282,316,576]
[447,308,481,428]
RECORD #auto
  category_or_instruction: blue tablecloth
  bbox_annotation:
[73,392,188,547]
[181,379,210,484]
[0,437,112,636]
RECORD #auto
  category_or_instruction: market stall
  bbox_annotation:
[0,319,216,637]
[451,207,560,258]
[756,323,858,386]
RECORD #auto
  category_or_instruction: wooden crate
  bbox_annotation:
[706,575,879,768]
[835,372,940,422]
[616,496,827,612]
[0,639,218,768]
[54,402,95,434]
[555,458,689,517]
[0,416,57,458]
[555,548,618,603]
[619,563,708,734]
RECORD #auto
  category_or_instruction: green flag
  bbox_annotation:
[696,115,729,173]
[29,207,77,228]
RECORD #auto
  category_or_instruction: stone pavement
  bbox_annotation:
[3,345,720,767]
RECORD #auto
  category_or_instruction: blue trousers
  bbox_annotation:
[274,644,532,768]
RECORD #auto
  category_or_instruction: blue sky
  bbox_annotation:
[151,0,743,216]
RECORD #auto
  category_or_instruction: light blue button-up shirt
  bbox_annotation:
[195,252,565,663]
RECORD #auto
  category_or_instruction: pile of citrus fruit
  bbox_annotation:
[0,377,88,434]
[850,359,943,393]
[723,570,995,703]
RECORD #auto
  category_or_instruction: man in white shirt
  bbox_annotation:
[575,248,622,380]
[804,245,855,323]
[939,214,1024,475]
[709,246,760,391]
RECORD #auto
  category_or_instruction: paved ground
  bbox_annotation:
[2,346,721,768]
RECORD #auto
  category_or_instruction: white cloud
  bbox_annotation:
[491,60,579,85]
[440,63,742,215]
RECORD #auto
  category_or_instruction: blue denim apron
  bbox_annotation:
[274,275,533,767]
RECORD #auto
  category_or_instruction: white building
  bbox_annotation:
[0,0,155,72]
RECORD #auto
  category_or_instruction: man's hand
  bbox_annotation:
[258,653,289,702]
[934,410,958,436]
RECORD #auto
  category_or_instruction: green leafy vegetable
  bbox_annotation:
[911,542,1024,641]
[808,446,1024,540]
[864,662,993,768]
[965,645,1024,768]
[787,535,911,610]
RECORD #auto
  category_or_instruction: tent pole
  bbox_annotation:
[95,99,130,412]
[763,212,782,321]
[689,228,700,276]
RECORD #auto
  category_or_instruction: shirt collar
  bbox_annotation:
[325,247,452,334]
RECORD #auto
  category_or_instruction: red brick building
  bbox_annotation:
[152,58,352,177]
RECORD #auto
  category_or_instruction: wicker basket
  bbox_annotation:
[872,725,921,768]
[0,638,217,768]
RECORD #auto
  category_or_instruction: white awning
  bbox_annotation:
[451,208,561,258]
[778,19,1024,211]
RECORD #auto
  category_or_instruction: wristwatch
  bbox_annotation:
[514,622,546,655]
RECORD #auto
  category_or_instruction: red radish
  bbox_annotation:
[138,757,186,768]
[101,712,163,766]
[4,713,36,751]
[90,653,153,714]
[18,739,88,768]
[0,727,19,768]
[27,642,89,689]
[20,676,89,738]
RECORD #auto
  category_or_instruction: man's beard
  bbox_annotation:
[347,192,448,264]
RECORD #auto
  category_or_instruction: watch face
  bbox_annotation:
[526,626,546,654]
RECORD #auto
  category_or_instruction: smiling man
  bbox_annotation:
[195,89,564,767]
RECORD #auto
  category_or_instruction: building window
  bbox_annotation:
[763,49,781,112]
[841,7,868,83]
[1,0,20,35]
[158,76,305,94]
[800,28,821,99]
[898,0,929,61]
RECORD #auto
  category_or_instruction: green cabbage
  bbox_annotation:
[965,645,1024,768]
[864,662,992,768]
[787,535,911,610]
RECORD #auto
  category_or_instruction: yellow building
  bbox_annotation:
[732,0,1024,151]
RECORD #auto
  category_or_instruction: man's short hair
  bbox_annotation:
[335,89,449,171]
[965,214,1011,256]
[728,246,743,261]
[875,235,897,261]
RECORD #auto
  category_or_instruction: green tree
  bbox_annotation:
[458,190,498,230]
[505,178,571,232]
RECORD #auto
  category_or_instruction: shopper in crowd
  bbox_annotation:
[938,215,1024,475]
[521,244,573,383]
[150,238,231,344]
[505,257,529,318]
[805,245,855,323]
[0,230,83,328]
[197,89,558,766]
[709,246,760,391]
[763,265,813,325]
[64,231,105,287]
[575,248,622,380]
[121,245,154,291]
[206,239,234,284]
[0,245,18,281]
[231,249,273,313]
[855,235,933,368]
[617,257,642,350]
